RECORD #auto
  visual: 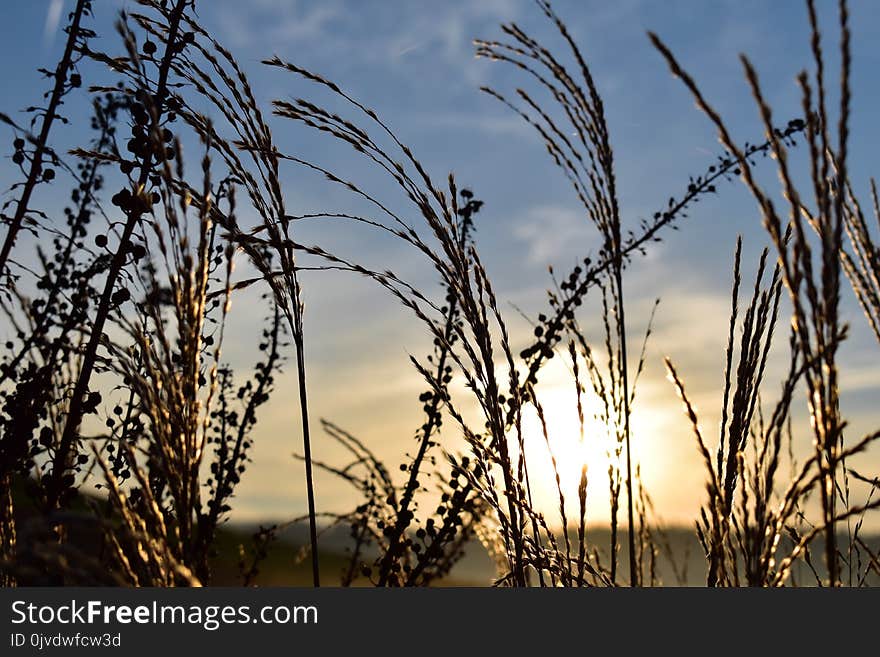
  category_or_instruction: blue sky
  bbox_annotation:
[3,1,880,527]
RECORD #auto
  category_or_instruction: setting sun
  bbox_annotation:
[510,382,616,527]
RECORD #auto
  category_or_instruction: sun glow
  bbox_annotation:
[508,382,623,528]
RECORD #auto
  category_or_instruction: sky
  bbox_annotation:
[2,0,880,529]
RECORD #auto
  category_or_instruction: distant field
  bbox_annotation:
[211,522,880,587]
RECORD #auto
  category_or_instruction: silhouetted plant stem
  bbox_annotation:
[650,0,853,585]
[207,305,283,535]
[153,22,323,586]
[376,207,475,586]
[293,332,320,588]
[613,265,637,587]
[1,96,122,387]
[0,473,13,586]
[376,299,456,585]
[48,0,189,510]
[513,127,803,413]
[0,0,88,281]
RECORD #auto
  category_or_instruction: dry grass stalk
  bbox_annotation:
[49,0,191,512]
[0,0,92,282]
[652,0,880,583]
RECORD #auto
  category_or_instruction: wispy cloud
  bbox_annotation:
[411,110,531,139]
[512,204,593,266]
[43,0,63,46]
[216,0,343,49]
[394,43,422,58]
[214,0,519,76]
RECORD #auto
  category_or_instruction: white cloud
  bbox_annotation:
[411,110,531,139]
[512,204,593,266]
[214,0,520,77]
[216,0,344,49]
[43,0,63,45]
